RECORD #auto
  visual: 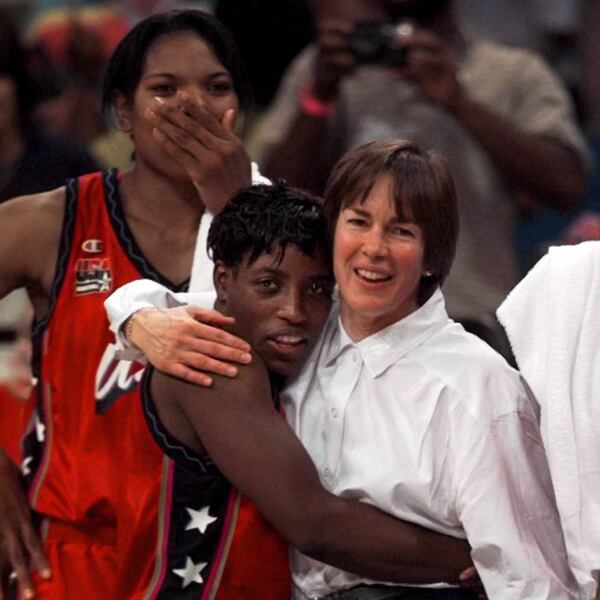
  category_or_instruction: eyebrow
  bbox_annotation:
[144,69,230,78]
[252,266,332,281]
[346,206,405,224]
[252,266,284,277]
[346,206,371,219]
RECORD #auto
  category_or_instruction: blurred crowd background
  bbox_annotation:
[1,0,600,461]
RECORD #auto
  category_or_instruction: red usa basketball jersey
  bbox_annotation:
[21,170,189,599]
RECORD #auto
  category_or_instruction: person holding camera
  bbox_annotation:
[259,0,588,323]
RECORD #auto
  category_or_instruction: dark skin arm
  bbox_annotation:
[398,29,585,210]
[152,360,472,583]
[262,20,357,192]
[263,22,585,208]
[0,192,62,597]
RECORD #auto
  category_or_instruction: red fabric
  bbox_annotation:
[27,171,143,598]
[214,496,291,599]
[113,377,291,599]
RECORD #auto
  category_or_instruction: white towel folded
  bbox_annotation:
[497,241,600,599]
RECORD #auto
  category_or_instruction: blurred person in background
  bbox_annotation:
[214,0,315,155]
[259,0,588,323]
[0,18,99,203]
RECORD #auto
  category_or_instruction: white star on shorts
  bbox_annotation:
[35,413,45,443]
[173,556,207,588]
[22,456,33,476]
[185,506,217,534]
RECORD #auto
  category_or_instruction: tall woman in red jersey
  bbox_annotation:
[0,10,254,599]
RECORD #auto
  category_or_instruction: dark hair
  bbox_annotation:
[208,183,332,270]
[101,9,250,123]
[215,0,314,107]
[324,138,459,304]
[0,22,35,132]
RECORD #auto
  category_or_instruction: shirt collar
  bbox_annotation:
[325,288,449,377]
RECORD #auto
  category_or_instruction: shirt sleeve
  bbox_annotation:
[104,279,215,360]
[450,381,578,599]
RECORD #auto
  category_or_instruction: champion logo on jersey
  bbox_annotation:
[74,258,113,295]
[81,238,104,253]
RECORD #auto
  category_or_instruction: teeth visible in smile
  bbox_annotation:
[273,336,303,344]
[356,268,389,281]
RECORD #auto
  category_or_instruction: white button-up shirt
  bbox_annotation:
[105,283,578,599]
[283,289,577,600]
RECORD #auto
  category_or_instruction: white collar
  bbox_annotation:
[325,288,449,377]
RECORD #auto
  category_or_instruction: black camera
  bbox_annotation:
[347,21,410,67]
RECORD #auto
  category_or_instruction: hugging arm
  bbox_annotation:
[105,281,254,385]
[153,365,472,584]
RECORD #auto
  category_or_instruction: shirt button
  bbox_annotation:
[330,408,339,418]
[323,467,331,478]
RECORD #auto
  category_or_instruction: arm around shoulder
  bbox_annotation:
[160,360,472,584]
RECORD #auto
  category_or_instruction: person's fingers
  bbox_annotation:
[170,363,213,387]
[6,535,34,599]
[152,127,211,176]
[151,115,211,158]
[180,352,239,378]
[185,307,237,328]
[401,29,444,52]
[182,336,251,366]
[184,317,251,353]
[319,31,352,53]
[319,51,355,69]
[150,101,225,149]
[458,565,477,583]
[221,108,236,132]
[171,100,229,141]
[317,19,356,36]
[20,522,50,580]
[408,51,446,71]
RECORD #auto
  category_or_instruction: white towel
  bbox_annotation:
[189,163,271,293]
[497,241,600,599]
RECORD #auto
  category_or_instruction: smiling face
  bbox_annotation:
[115,31,239,178]
[216,246,333,380]
[334,174,427,340]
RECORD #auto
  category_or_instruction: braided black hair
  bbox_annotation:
[207,183,331,270]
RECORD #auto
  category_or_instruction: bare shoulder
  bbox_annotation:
[0,186,65,228]
[163,354,272,409]
[0,187,66,299]
[151,357,274,453]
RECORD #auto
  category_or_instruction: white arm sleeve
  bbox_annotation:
[104,279,215,360]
